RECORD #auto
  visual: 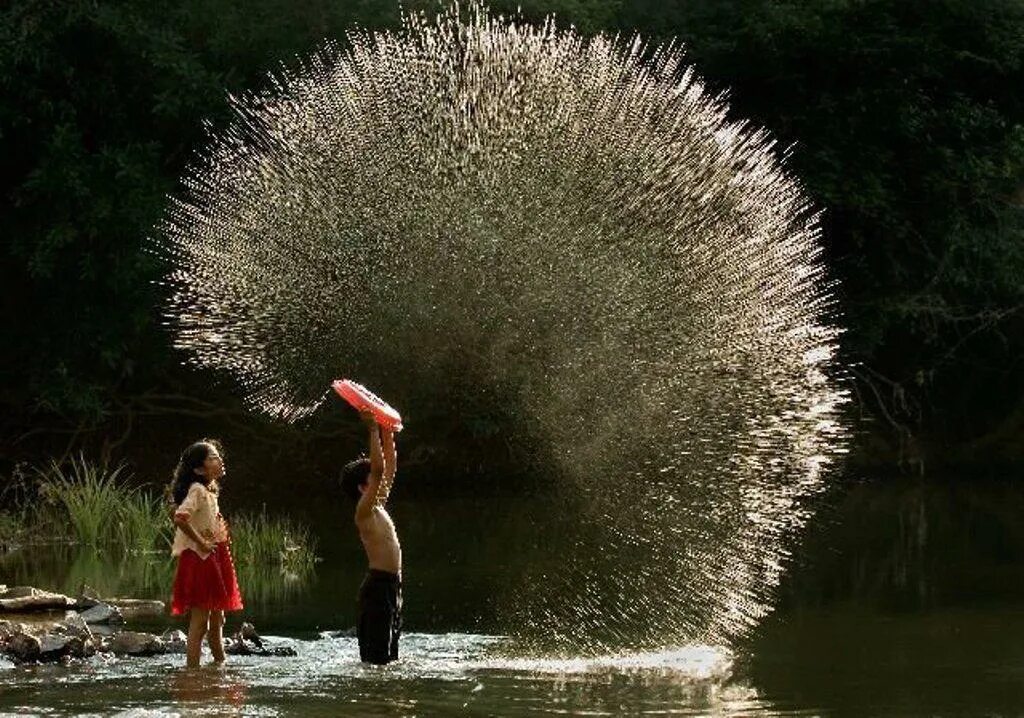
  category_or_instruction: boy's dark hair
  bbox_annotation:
[340,457,371,501]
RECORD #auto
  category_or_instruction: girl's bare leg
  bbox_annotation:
[186,608,210,668]
[208,609,226,663]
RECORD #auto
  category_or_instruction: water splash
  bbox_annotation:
[154,3,848,653]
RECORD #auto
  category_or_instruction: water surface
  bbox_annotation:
[2,479,1023,716]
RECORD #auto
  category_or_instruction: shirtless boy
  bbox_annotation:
[340,409,401,664]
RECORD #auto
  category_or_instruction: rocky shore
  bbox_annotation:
[0,585,295,665]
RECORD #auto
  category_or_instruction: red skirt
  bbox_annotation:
[170,542,244,616]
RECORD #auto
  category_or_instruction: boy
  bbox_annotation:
[339,409,401,664]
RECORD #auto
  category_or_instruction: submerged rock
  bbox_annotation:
[160,629,187,655]
[108,631,162,656]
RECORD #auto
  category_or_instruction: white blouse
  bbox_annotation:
[171,482,228,559]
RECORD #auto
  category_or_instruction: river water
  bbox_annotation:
[1,478,1022,716]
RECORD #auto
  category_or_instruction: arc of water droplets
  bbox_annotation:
[154,3,848,654]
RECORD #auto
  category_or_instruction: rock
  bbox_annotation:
[74,585,101,610]
[6,632,41,661]
[108,631,162,657]
[37,633,88,660]
[105,599,165,620]
[226,623,264,655]
[224,636,252,656]
[224,638,295,657]
[38,633,72,655]
[160,629,187,654]
[0,587,34,599]
[81,637,97,657]
[0,587,74,612]
[89,623,118,637]
[0,621,17,641]
[78,603,124,625]
[238,622,264,648]
[74,587,164,618]
[225,624,296,658]
[60,613,93,641]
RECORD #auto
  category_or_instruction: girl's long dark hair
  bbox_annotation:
[166,439,224,506]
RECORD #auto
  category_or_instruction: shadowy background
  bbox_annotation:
[2,0,1022,501]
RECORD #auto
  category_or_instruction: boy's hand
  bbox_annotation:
[359,408,377,428]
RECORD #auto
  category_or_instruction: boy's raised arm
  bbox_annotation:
[355,410,384,522]
[376,427,397,505]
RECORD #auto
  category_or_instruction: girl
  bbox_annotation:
[167,439,244,668]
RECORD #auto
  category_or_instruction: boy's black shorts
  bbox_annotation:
[357,569,402,664]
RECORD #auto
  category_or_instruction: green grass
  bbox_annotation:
[230,509,319,573]
[230,510,320,605]
[115,490,172,554]
[2,456,320,603]
[34,455,173,551]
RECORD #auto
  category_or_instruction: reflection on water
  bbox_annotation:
[171,668,249,714]
[0,545,172,600]
[0,545,316,610]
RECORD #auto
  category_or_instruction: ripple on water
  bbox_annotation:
[0,633,737,716]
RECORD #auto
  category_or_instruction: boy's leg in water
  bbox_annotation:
[187,608,210,668]
[208,610,226,663]
[389,588,402,661]
[358,575,402,665]
[358,577,396,664]
[359,604,394,664]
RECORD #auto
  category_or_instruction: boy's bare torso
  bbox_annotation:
[357,506,402,575]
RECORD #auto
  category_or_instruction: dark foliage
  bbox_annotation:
[2,0,1022,472]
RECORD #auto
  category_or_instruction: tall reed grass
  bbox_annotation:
[6,456,320,600]
[35,455,171,551]
[230,509,319,573]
